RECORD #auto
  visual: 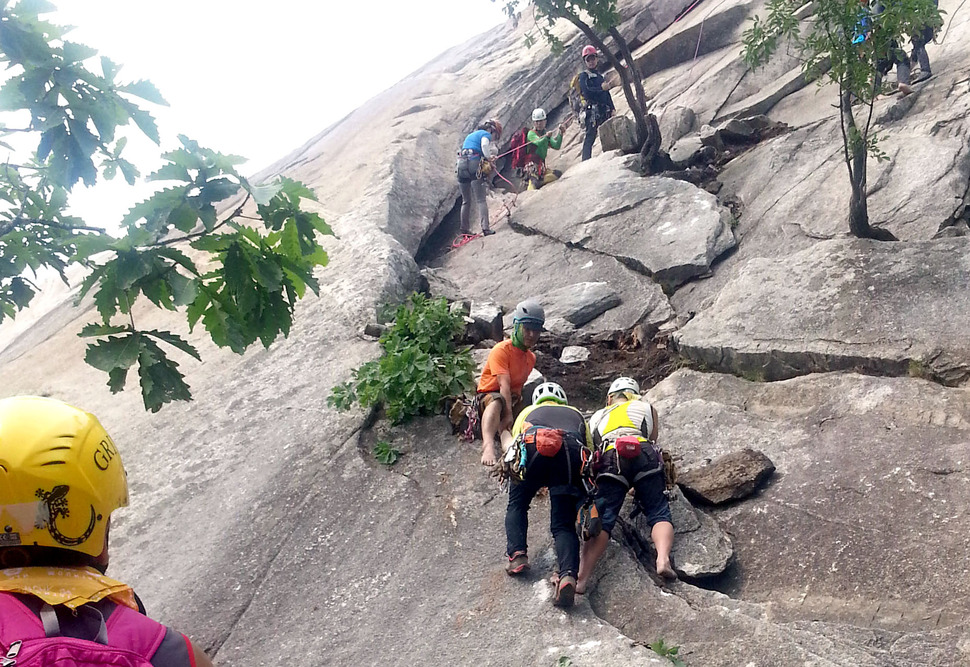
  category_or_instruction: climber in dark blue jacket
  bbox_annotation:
[578,46,616,161]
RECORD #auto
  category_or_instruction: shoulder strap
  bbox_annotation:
[105,603,167,659]
[0,593,46,644]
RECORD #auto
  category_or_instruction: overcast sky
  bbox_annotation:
[45,1,508,225]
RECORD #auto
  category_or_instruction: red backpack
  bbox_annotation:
[509,127,535,170]
[0,593,166,666]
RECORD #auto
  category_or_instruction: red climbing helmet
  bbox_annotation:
[582,45,597,59]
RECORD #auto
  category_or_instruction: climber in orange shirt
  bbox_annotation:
[476,300,545,466]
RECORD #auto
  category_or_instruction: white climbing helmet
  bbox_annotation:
[608,376,640,397]
[532,108,547,122]
[533,382,568,406]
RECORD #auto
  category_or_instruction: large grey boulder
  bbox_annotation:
[419,266,464,302]
[542,281,622,328]
[674,238,970,384]
[677,448,776,505]
[657,105,696,150]
[698,123,724,151]
[510,153,736,289]
[668,134,705,164]
[469,301,504,342]
[431,219,673,341]
[716,118,755,142]
[599,114,639,153]
[648,369,970,636]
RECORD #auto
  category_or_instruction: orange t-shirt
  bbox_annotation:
[477,339,536,396]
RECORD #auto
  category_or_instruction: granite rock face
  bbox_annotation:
[674,238,970,385]
[4,0,970,664]
[649,369,970,639]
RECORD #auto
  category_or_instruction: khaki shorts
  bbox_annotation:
[476,392,506,420]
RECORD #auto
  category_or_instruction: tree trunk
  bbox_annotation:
[608,27,648,110]
[840,90,897,241]
[639,113,672,175]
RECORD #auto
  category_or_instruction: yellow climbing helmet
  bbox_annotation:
[0,396,128,558]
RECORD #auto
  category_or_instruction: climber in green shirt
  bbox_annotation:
[524,107,567,190]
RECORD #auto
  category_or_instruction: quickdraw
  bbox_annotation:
[459,395,481,441]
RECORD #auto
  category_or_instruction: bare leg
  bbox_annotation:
[576,531,610,594]
[500,429,514,453]
[652,521,676,579]
[480,400,502,466]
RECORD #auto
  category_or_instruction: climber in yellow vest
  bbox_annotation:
[577,377,675,594]
[504,382,593,608]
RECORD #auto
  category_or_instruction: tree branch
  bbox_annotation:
[149,193,252,247]
[0,217,106,238]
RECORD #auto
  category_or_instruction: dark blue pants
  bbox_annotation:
[504,448,583,577]
[582,119,598,161]
[582,106,610,161]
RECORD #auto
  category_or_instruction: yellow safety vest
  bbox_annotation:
[590,398,654,452]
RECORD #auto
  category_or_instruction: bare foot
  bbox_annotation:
[656,559,677,580]
[481,445,499,466]
[898,83,913,96]
[576,578,587,595]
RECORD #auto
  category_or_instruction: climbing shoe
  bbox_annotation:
[482,228,496,236]
[506,551,530,575]
[577,501,602,542]
[554,574,577,608]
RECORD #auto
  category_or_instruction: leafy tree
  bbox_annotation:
[0,1,333,411]
[742,0,941,240]
[496,0,653,149]
[329,294,475,424]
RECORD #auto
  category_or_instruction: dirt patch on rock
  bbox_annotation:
[532,334,676,413]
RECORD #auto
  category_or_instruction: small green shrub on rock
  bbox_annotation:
[373,440,401,465]
[649,638,685,666]
[329,294,475,423]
